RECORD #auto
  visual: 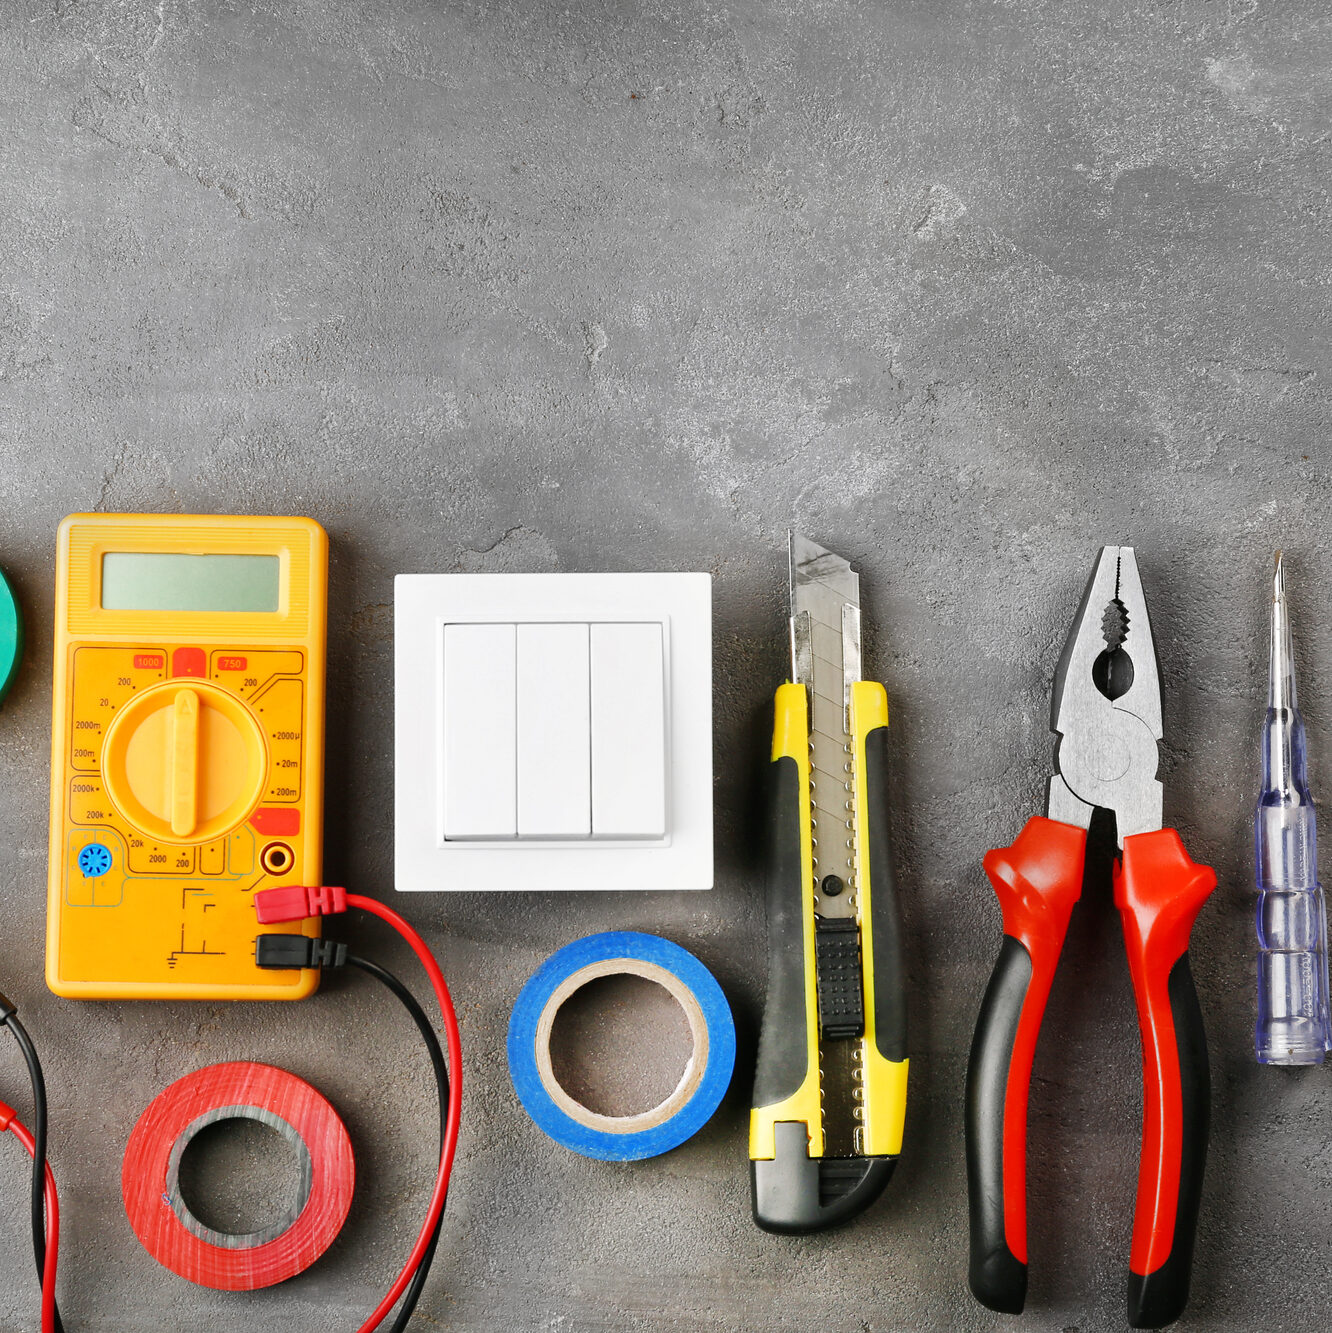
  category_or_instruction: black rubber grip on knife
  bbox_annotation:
[863,724,906,1063]
[752,752,810,1110]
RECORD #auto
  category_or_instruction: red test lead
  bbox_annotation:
[0,1101,60,1333]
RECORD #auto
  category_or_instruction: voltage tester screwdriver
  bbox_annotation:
[749,533,908,1233]
[1255,552,1332,1065]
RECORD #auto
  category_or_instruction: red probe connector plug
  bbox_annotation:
[254,884,347,923]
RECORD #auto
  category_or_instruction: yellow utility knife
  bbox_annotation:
[749,533,908,1232]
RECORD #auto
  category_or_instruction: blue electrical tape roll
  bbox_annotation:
[507,931,736,1162]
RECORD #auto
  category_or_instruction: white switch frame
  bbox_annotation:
[395,572,712,891]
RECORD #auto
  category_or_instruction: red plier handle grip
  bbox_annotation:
[964,817,1214,1329]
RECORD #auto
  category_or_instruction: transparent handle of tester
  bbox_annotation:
[1256,797,1332,1065]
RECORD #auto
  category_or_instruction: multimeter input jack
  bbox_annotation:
[260,842,295,876]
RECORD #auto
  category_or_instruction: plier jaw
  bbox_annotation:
[1048,545,1163,844]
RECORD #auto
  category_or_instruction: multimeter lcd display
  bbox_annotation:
[101,553,280,613]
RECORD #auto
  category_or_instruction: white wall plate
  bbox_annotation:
[395,572,713,891]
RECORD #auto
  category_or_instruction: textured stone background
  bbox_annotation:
[0,0,1329,1329]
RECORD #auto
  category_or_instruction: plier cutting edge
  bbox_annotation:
[965,546,1215,1329]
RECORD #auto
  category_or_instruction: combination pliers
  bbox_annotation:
[965,546,1215,1329]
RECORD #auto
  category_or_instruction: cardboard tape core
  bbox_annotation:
[535,958,709,1134]
[166,1106,314,1249]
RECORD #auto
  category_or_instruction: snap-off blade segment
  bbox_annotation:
[790,533,860,921]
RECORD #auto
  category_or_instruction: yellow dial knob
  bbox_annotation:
[102,682,268,845]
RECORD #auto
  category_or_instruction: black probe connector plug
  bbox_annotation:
[255,935,348,970]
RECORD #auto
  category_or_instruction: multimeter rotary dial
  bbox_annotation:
[102,681,269,846]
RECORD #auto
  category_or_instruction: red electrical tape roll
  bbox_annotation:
[122,1061,355,1291]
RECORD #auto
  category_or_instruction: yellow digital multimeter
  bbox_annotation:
[46,514,328,1001]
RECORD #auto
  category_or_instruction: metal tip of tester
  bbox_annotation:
[1271,551,1295,712]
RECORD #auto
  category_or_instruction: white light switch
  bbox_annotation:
[440,622,516,840]
[590,622,666,839]
[397,572,711,891]
[517,622,591,838]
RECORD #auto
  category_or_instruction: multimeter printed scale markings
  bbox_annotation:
[66,650,305,865]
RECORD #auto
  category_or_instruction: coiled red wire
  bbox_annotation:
[1,1105,59,1333]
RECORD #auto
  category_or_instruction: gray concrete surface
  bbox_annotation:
[0,0,1329,1328]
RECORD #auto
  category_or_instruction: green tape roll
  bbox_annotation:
[0,566,22,705]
